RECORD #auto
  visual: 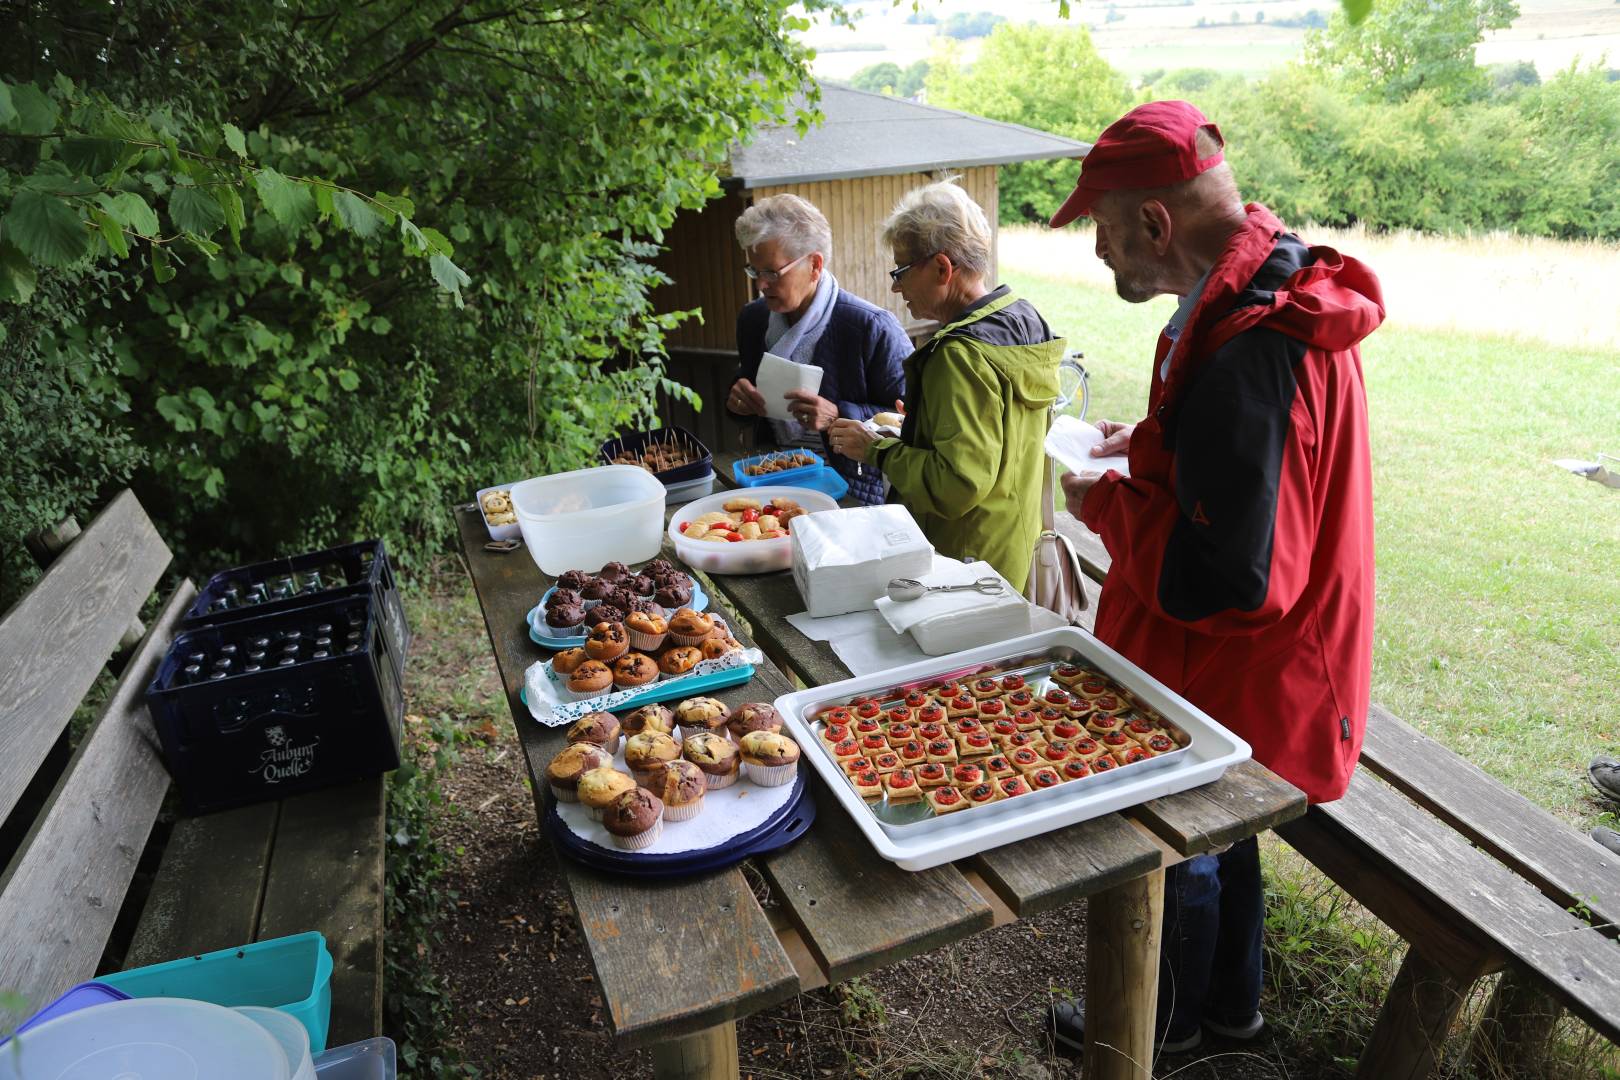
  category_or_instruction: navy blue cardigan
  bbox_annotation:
[731,293,911,505]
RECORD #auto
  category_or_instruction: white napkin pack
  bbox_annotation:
[790,504,934,617]
[756,351,824,422]
[875,556,1045,656]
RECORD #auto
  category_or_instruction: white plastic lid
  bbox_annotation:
[235,1006,314,1080]
[0,997,291,1080]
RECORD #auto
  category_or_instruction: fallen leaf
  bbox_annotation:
[517,996,530,1006]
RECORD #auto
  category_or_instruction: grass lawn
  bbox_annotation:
[1002,267,1620,824]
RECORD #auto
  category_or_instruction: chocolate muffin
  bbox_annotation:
[603,787,663,850]
[566,711,622,755]
[598,560,630,582]
[624,573,656,598]
[581,577,613,602]
[645,557,676,577]
[545,588,581,611]
[557,569,590,592]
[628,597,663,616]
[727,702,782,742]
[606,586,641,612]
[654,581,692,610]
[589,602,626,626]
[545,602,585,632]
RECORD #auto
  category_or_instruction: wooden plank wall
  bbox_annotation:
[754,165,1000,335]
[652,190,753,351]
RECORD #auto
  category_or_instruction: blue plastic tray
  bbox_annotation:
[527,579,709,650]
[0,981,130,1047]
[732,449,826,488]
[544,772,815,876]
[521,662,756,723]
[787,466,849,501]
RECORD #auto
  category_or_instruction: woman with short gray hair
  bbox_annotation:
[726,193,910,505]
[828,180,1064,585]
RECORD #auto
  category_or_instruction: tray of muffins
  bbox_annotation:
[522,596,762,727]
[772,625,1252,871]
[529,558,707,648]
[540,698,815,875]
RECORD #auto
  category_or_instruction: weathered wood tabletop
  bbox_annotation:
[454,471,1305,1080]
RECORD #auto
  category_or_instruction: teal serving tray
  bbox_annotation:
[522,662,756,722]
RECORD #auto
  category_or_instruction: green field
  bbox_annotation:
[1002,268,1620,824]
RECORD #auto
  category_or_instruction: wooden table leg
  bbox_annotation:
[650,1020,739,1080]
[1084,868,1164,1080]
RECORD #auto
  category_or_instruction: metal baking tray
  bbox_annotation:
[773,626,1251,871]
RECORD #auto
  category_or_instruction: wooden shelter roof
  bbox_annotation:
[726,83,1091,190]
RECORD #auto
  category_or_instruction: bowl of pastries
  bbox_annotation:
[667,486,840,574]
[476,483,522,541]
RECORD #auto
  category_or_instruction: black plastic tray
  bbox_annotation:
[599,426,713,485]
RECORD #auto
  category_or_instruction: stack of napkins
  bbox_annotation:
[875,556,1046,656]
[790,504,934,617]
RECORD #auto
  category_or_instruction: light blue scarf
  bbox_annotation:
[763,271,839,446]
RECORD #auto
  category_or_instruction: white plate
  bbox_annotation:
[668,485,840,575]
[772,626,1252,871]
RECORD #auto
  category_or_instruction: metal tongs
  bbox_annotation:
[886,576,1004,602]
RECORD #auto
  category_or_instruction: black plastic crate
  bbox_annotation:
[146,594,405,815]
[182,539,409,677]
[599,426,713,485]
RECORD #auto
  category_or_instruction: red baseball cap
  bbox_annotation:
[1048,100,1225,228]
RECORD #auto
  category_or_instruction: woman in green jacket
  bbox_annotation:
[828,181,1064,587]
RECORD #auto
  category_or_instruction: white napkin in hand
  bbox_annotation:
[756,351,824,422]
[1046,415,1130,477]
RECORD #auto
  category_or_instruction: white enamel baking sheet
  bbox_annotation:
[772,625,1252,871]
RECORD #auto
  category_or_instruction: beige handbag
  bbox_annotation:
[1024,356,1091,623]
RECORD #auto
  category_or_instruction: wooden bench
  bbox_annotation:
[1056,512,1620,1079]
[0,490,386,1046]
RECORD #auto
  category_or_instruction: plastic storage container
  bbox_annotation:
[100,932,335,1052]
[599,426,713,485]
[145,595,405,814]
[0,998,290,1080]
[238,1005,316,1080]
[182,539,410,680]
[668,485,841,575]
[511,464,667,575]
[731,448,827,487]
[0,981,129,1047]
[314,1037,397,1079]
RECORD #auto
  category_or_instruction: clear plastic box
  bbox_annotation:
[511,464,667,575]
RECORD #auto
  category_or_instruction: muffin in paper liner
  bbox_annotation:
[745,761,798,788]
[549,782,581,803]
[628,626,668,651]
[610,815,663,850]
[663,794,706,822]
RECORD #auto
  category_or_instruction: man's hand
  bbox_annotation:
[1093,419,1134,459]
[1060,470,1103,517]
[727,378,767,417]
[783,389,839,432]
[828,417,880,462]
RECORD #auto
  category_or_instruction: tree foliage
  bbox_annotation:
[849,60,930,97]
[1303,0,1520,102]
[925,24,1131,224]
[0,0,824,600]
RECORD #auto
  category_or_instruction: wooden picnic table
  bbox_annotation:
[454,469,1305,1080]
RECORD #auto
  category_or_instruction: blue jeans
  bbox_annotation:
[1155,836,1264,1040]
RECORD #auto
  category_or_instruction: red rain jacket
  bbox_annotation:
[1080,205,1383,804]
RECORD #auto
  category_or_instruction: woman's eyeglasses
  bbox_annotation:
[744,251,813,285]
[888,251,941,284]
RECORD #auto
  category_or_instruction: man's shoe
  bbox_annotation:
[1044,998,1203,1056]
[1204,1011,1267,1044]
[1588,757,1620,802]
[1591,827,1620,855]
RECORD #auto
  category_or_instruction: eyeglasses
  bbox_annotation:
[744,251,813,285]
[888,251,941,284]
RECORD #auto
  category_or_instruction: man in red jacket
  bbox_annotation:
[1047,101,1383,1055]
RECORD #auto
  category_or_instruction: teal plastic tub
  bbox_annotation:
[100,931,334,1051]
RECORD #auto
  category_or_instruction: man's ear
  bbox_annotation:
[1140,199,1174,255]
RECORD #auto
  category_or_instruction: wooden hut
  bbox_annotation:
[650,83,1090,453]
